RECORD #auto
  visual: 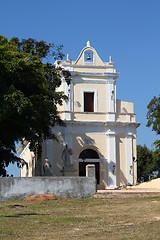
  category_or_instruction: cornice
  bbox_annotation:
[70,71,119,79]
[72,64,115,69]
[71,78,116,84]
[61,62,116,69]
[63,120,140,128]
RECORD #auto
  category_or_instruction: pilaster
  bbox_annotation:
[63,133,73,164]
[63,79,71,120]
[46,140,53,162]
[126,133,133,185]
[107,79,116,113]
[107,131,117,189]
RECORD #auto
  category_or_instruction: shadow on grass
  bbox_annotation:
[1,212,50,218]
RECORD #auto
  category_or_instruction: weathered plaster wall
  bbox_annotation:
[0,177,96,201]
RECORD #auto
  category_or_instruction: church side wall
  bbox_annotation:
[117,133,137,187]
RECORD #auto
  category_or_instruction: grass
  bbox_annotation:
[0,194,160,240]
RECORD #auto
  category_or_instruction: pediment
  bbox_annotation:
[75,41,105,67]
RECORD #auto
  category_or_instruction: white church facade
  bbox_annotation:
[20,41,140,189]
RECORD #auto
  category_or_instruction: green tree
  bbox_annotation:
[0,36,71,176]
[152,148,160,175]
[147,95,160,148]
[137,145,153,181]
[137,144,160,181]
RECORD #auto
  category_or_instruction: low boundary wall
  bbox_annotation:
[0,177,96,201]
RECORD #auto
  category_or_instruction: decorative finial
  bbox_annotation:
[109,56,112,63]
[86,41,90,47]
[66,54,70,61]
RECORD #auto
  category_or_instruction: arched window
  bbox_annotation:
[79,149,99,159]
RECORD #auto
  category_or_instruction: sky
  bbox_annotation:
[1,0,160,176]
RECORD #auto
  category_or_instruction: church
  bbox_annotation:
[20,41,140,189]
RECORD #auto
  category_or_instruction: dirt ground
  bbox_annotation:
[23,194,62,201]
[128,178,160,189]
[96,178,160,198]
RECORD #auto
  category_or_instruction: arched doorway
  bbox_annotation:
[79,149,100,184]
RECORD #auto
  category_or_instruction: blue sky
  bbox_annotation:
[1,0,160,176]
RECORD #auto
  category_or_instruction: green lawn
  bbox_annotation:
[0,194,160,240]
